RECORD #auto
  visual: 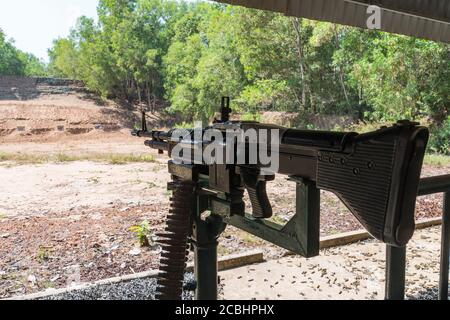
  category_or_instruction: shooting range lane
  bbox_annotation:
[220,226,445,300]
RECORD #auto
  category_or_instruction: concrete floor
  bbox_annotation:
[220,226,447,300]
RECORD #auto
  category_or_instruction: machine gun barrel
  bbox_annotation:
[142,127,355,154]
[134,130,172,141]
[145,140,169,151]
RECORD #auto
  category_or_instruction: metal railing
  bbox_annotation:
[386,174,450,300]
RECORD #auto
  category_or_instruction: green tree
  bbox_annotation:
[0,29,25,75]
[344,33,450,122]
[164,5,244,121]
[19,52,47,76]
[48,38,79,78]
[1,29,47,76]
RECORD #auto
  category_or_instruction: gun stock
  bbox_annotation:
[315,122,429,247]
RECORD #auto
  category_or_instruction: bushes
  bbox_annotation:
[429,117,450,155]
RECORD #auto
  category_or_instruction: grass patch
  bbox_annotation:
[164,190,173,198]
[106,154,155,165]
[147,182,157,189]
[54,153,78,163]
[237,230,261,245]
[42,281,55,289]
[218,245,232,256]
[3,149,445,169]
[0,152,46,164]
[88,177,100,184]
[424,154,450,167]
[36,245,52,262]
[0,152,155,166]
[268,215,289,226]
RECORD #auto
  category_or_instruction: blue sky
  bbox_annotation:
[0,0,99,62]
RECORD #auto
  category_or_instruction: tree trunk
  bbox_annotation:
[292,18,307,109]
[146,81,152,113]
[137,81,142,105]
[333,26,351,110]
[292,18,315,113]
[151,78,156,114]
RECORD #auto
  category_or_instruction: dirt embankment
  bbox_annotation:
[0,76,173,141]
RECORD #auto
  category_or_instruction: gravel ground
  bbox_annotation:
[36,278,442,300]
[409,288,440,300]
[33,226,448,301]
[40,274,197,301]
[220,226,448,300]
[40,280,443,301]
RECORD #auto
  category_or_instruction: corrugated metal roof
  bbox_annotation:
[354,0,450,23]
[213,0,450,43]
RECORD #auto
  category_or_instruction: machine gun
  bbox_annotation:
[133,97,429,300]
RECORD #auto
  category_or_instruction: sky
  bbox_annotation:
[0,0,99,62]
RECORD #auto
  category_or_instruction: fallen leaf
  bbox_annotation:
[129,248,142,256]
[50,275,60,282]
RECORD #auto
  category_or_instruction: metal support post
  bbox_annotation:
[385,245,407,300]
[192,214,226,300]
[439,192,450,300]
[294,178,321,257]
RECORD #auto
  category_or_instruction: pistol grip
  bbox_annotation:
[242,172,274,219]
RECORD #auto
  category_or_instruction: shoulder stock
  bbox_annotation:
[316,122,429,247]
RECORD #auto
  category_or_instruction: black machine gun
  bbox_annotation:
[133,97,429,300]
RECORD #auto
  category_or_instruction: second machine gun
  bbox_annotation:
[133,97,429,300]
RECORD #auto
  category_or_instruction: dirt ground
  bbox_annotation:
[221,226,446,300]
[0,131,448,298]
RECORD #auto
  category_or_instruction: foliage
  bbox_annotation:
[37,245,52,262]
[0,29,24,75]
[0,29,47,76]
[48,38,79,78]
[19,53,47,76]
[343,34,450,122]
[428,117,450,155]
[129,220,152,247]
[47,0,182,103]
